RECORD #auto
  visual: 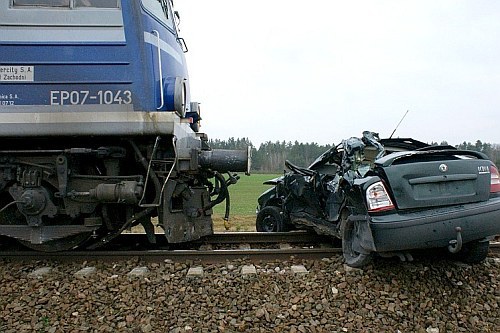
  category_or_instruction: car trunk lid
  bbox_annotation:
[376,150,492,210]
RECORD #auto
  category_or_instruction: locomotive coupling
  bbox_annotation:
[198,147,251,175]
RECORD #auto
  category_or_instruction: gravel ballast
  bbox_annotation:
[1,255,499,332]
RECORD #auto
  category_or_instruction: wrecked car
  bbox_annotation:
[256,131,500,267]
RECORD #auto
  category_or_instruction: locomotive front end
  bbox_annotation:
[0,0,249,251]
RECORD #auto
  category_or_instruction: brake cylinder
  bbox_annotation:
[89,181,143,204]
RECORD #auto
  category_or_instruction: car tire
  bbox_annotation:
[456,240,490,264]
[256,206,284,232]
[341,218,372,268]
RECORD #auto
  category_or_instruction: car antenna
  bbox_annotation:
[389,110,409,139]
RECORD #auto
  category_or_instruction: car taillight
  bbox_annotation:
[366,181,395,212]
[491,165,500,193]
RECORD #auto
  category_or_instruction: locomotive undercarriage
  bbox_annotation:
[0,135,240,251]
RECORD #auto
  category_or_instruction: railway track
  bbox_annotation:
[0,232,341,263]
[0,232,498,263]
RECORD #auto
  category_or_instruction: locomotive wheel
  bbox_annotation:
[0,193,94,252]
[340,212,372,268]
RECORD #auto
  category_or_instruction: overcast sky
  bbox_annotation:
[175,0,500,147]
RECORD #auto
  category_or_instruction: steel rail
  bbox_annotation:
[0,234,497,263]
[199,231,335,244]
[0,245,498,263]
[114,231,337,246]
[0,247,342,263]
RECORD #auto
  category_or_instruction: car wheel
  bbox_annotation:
[456,240,490,264]
[256,206,284,232]
[341,218,372,268]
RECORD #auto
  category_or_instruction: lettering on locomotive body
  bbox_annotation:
[0,92,19,105]
[0,66,34,82]
[50,90,133,105]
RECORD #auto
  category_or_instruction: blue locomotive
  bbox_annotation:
[0,0,249,251]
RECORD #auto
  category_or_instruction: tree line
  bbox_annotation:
[209,138,500,173]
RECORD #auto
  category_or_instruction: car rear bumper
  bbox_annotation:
[357,197,500,252]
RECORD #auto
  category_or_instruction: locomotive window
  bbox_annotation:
[3,0,124,42]
[158,0,169,19]
[141,0,174,29]
[13,0,70,6]
[12,0,119,8]
[74,0,119,8]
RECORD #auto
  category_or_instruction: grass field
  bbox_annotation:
[212,173,281,231]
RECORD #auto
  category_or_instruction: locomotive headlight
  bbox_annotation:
[366,181,395,212]
[174,78,187,117]
[165,76,187,117]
